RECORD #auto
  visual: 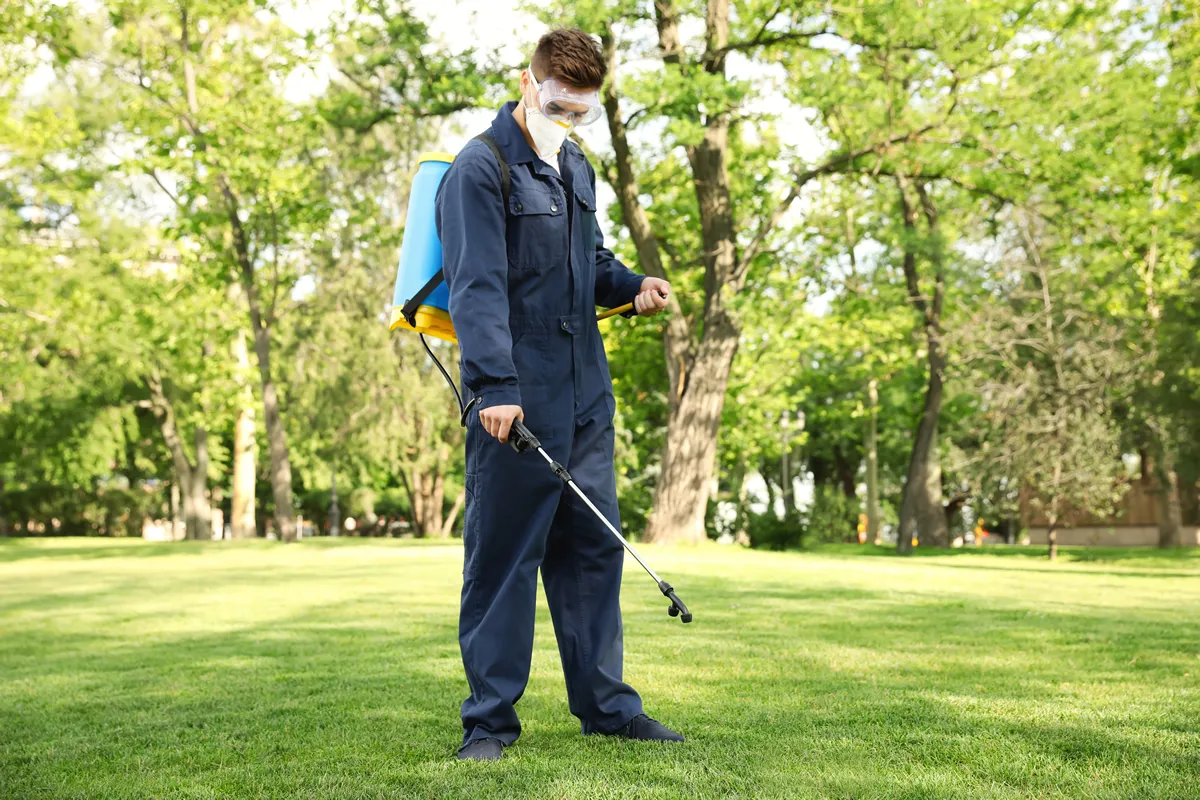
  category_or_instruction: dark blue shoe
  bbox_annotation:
[608,714,684,743]
[457,737,504,761]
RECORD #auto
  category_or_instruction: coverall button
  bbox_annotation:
[516,203,523,211]
[561,320,569,331]
[551,204,558,212]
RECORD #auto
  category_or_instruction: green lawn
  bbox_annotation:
[1,538,1197,799]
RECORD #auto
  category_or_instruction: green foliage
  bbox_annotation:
[745,486,861,551]
[805,486,861,545]
[4,0,1200,547]
[373,487,411,520]
[745,511,801,551]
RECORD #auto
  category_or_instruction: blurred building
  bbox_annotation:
[1021,457,1200,547]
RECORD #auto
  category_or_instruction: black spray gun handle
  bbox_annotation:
[508,418,540,454]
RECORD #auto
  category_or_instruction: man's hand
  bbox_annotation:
[634,277,671,317]
[481,404,524,443]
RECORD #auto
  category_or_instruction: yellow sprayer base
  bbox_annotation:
[390,305,457,344]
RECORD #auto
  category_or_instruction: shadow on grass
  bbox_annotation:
[0,535,461,565]
[0,537,246,563]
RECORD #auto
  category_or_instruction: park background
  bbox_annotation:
[2,1,1199,797]
[3,0,1200,554]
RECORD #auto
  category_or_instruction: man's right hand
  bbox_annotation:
[480,404,524,444]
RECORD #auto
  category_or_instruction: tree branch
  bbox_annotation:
[896,174,929,321]
[915,181,945,322]
[719,27,836,56]
[147,168,187,210]
[735,121,945,282]
[0,297,55,325]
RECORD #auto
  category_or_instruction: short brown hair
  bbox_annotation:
[531,29,606,89]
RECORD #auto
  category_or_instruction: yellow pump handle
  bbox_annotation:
[596,302,634,322]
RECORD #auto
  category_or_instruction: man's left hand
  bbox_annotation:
[634,277,670,317]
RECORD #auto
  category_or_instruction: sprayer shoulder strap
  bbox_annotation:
[401,132,511,326]
[473,132,511,210]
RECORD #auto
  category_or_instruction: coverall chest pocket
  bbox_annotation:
[573,184,597,261]
[507,185,567,272]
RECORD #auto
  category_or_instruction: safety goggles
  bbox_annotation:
[528,65,604,127]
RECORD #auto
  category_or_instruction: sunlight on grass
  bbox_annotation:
[1,538,1197,799]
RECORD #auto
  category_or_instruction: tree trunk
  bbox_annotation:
[416,472,432,537]
[187,426,210,540]
[173,11,264,541]
[1047,465,1063,561]
[645,319,739,543]
[398,469,421,537]
[898,340,948,550]
[896,179,949,553]
[409,468,448,537]
[1154,443,1183,548]
[170,481,181,541]
[781,411,794,520]
[121,416,145,537]
[866,378,881,544]
[429,471,445,536]
[246,290,296,543]
[726,459,749,543]
[835,446,857,500]
[230,226,296,543]
[410,470,443,538]
[439,484,466,538]
[760,460,777,516]
[329,466,341,537]
[646,36,740,544]
[601,24,741,545]
[230,328,257,539]
[148,373,210,542]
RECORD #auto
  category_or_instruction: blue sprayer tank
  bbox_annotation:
[390,152,456,342]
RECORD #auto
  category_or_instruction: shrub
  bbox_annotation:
[805,486,860,544]
[746,512,803,550]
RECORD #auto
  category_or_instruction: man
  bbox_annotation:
[435,28,682,761]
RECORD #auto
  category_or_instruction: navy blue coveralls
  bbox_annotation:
[435,102,647,748]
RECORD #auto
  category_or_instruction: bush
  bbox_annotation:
[348,487,377,522]
[806,486,860,544]
[373,487,410,520]
[2,482,163,537]
[746,512,803,550]
[744,486,862,550]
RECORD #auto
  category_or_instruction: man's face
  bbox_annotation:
[521,67,602,127]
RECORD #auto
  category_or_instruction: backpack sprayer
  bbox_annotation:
[389,138,692,625]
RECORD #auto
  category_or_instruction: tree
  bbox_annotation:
[963,215,1130,560]
[289,61,468,539]
[892,178,952,549]
[91,0,343,541]
[1,19,231,539]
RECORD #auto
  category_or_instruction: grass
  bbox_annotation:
[1,537,1197,799]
